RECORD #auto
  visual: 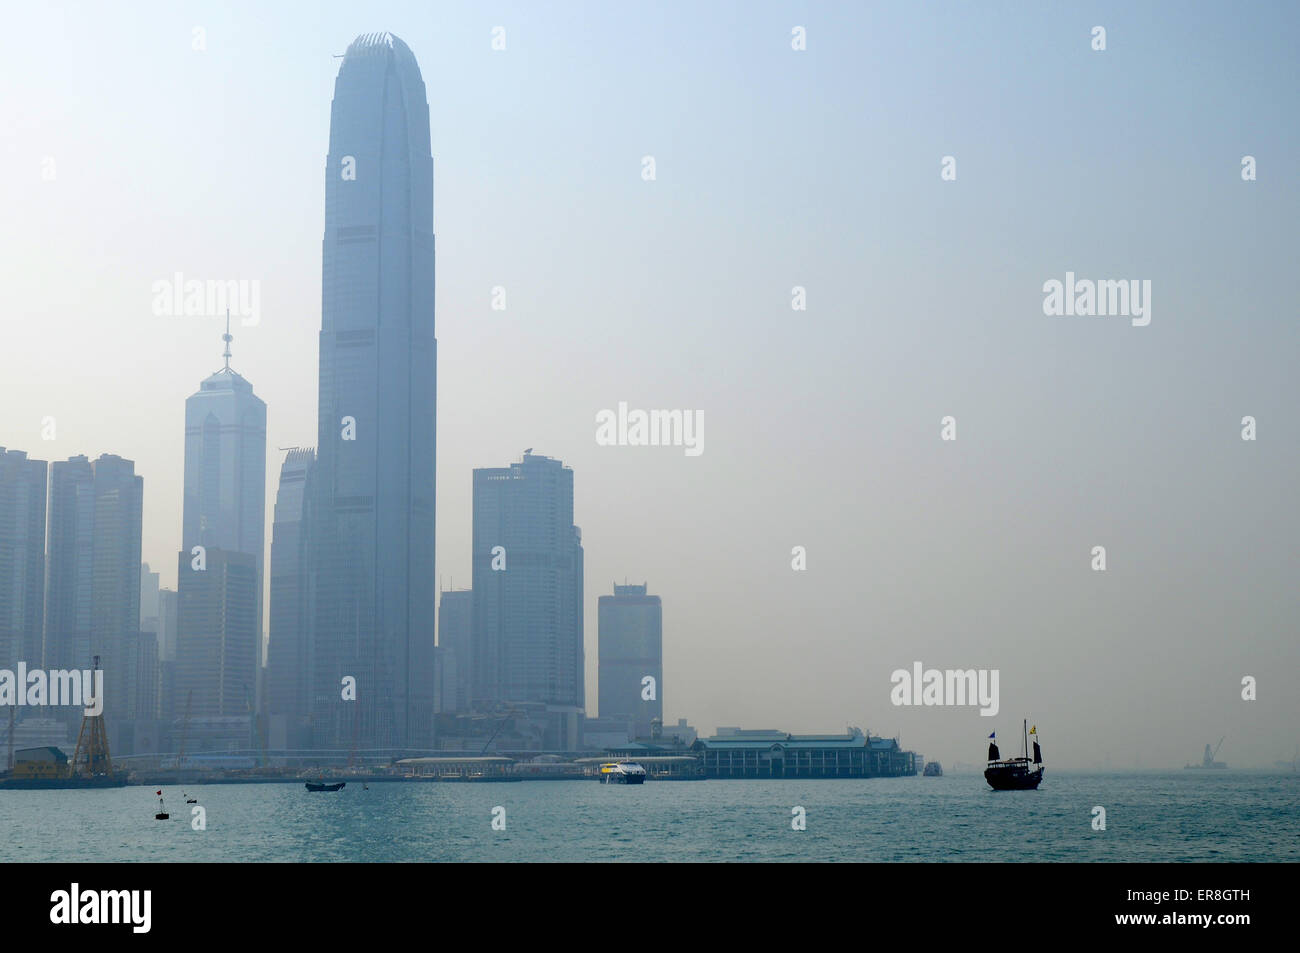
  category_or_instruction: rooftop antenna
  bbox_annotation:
[222,309,233,370]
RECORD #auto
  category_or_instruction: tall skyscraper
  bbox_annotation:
[312,32,436,748]
[598,582,663,739]
[437,588,471,714]
[471,453,584,717]
[176,324,267,730]
[43,453,142,736]
[180,321,267,643]
[268,448,315,744]
[0,448,47,671]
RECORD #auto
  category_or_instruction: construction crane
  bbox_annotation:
[70,656,113,778]
[480,708,521,755]
[1211,737,1225,762]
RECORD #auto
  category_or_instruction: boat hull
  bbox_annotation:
[984,764,1043,790]
[304,781,346,792]
[600,773,645,784]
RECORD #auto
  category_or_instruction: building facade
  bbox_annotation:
[43,454,142,740]
[0,448,46,671]
[311,32,437,748]
[175,548,258,720]
[437,588,471,714]
[471,452,584,719]
[597,582,662,739]
[267,448,315,745]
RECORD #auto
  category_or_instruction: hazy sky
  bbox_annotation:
[3,1,1297,769]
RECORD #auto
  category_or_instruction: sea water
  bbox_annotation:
[0,772,1294,862]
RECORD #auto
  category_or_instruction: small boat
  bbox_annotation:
[184,793,197,804]
[984,720,1044,791]
[598,762,646,784]
[154,791,169,820]
[923,761,943,777]
[305,780,346,792]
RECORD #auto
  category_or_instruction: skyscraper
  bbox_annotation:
[471,453,584,717]
[180,320,267,646]
[176,324,266,731]
[268,448,315,745]
[598,582,663,739]
[437,588,471,714]
[312,32,436,749]
[0,448,46,672]
[43,453,142,741]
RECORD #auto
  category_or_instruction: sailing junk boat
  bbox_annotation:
[984,720,1044,790]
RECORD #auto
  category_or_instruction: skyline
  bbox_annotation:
[2,1,1298,768]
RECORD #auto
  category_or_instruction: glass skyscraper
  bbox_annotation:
[471,453,584,714]
[268,448,315,745]
[43,453,142,745]
[312,33,436,748]
[176,329,266,730]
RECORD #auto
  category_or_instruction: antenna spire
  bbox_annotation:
[222,309,233,370]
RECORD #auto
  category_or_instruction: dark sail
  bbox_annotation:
[1032,741,1042,764]
[988,742,1000,761]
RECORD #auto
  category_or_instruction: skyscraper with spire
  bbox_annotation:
[175,316,267,725]
[311,33,436,749]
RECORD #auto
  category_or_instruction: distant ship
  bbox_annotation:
[923,761,943,777]
[1184,738,1227,769]
[598,762,646,784]
[305,780,346,792]
[984,720,1044,791]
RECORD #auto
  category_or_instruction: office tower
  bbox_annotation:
[43,454,142,730]
[175,548,258,718]
[598,583,663,739]
[180,321,267,651]
[140,563,160,633]
[0,448,47,670]
[157,589,178,661]
[175,324,266,733]
[267,448,315,742]
[156,588,178,722]
[471,452,584,715]
[311,32,436,748]
[136,563,162,720]
[437,589,471,713]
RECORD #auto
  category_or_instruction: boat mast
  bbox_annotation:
[1023,719,1028,762]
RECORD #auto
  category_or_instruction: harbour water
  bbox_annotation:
[1,772,1294,863]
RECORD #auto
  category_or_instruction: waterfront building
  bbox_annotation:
[695,727,916,778]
